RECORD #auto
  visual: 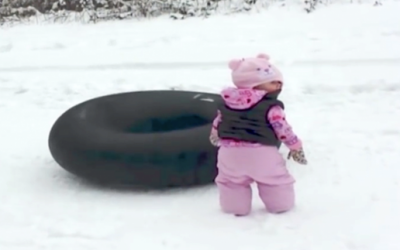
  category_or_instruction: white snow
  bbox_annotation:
[1,2,400,250]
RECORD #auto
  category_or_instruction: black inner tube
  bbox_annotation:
[49,90,220,188]
[127,114,209,133]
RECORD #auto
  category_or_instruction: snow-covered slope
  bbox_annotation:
[1,2,400,250]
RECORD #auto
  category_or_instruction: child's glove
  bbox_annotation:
[287,148,307,165]
[209,133,220,147]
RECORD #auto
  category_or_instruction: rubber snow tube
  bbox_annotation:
[48,90,221,188]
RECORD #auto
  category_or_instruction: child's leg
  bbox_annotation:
[257,183,294,213]
[215,171,252,216]
[251,147,296,213]
[216,147,253,216]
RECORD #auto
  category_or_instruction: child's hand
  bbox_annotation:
[209,133,220,147]
[287,148,307,165]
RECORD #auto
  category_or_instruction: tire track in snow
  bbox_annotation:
[1,57,400,72]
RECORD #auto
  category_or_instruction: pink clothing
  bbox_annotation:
[228,53,284,89]
[210,87,302,150]
[212,87,301,215]
[216,147,295,215]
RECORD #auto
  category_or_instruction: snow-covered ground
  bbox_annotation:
[1,2,400,250]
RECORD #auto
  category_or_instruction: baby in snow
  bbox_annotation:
[210,53,307,216]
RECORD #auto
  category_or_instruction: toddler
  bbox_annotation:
[210,53,307,216]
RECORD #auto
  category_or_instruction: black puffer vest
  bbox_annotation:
[217,90,284,147]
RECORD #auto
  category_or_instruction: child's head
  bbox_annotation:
[228,53,283,92]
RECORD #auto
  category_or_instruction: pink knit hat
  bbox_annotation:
[228,53,283,89]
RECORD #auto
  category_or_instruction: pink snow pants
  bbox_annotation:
[215,146,295,216]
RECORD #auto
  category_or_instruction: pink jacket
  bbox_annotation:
[210,87,302,150]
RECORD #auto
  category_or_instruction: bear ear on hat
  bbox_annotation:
[256,53,270,60]
[228,59,244,70]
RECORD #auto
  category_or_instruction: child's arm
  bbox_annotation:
[266,105,303,151]
[209,110,221,146]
